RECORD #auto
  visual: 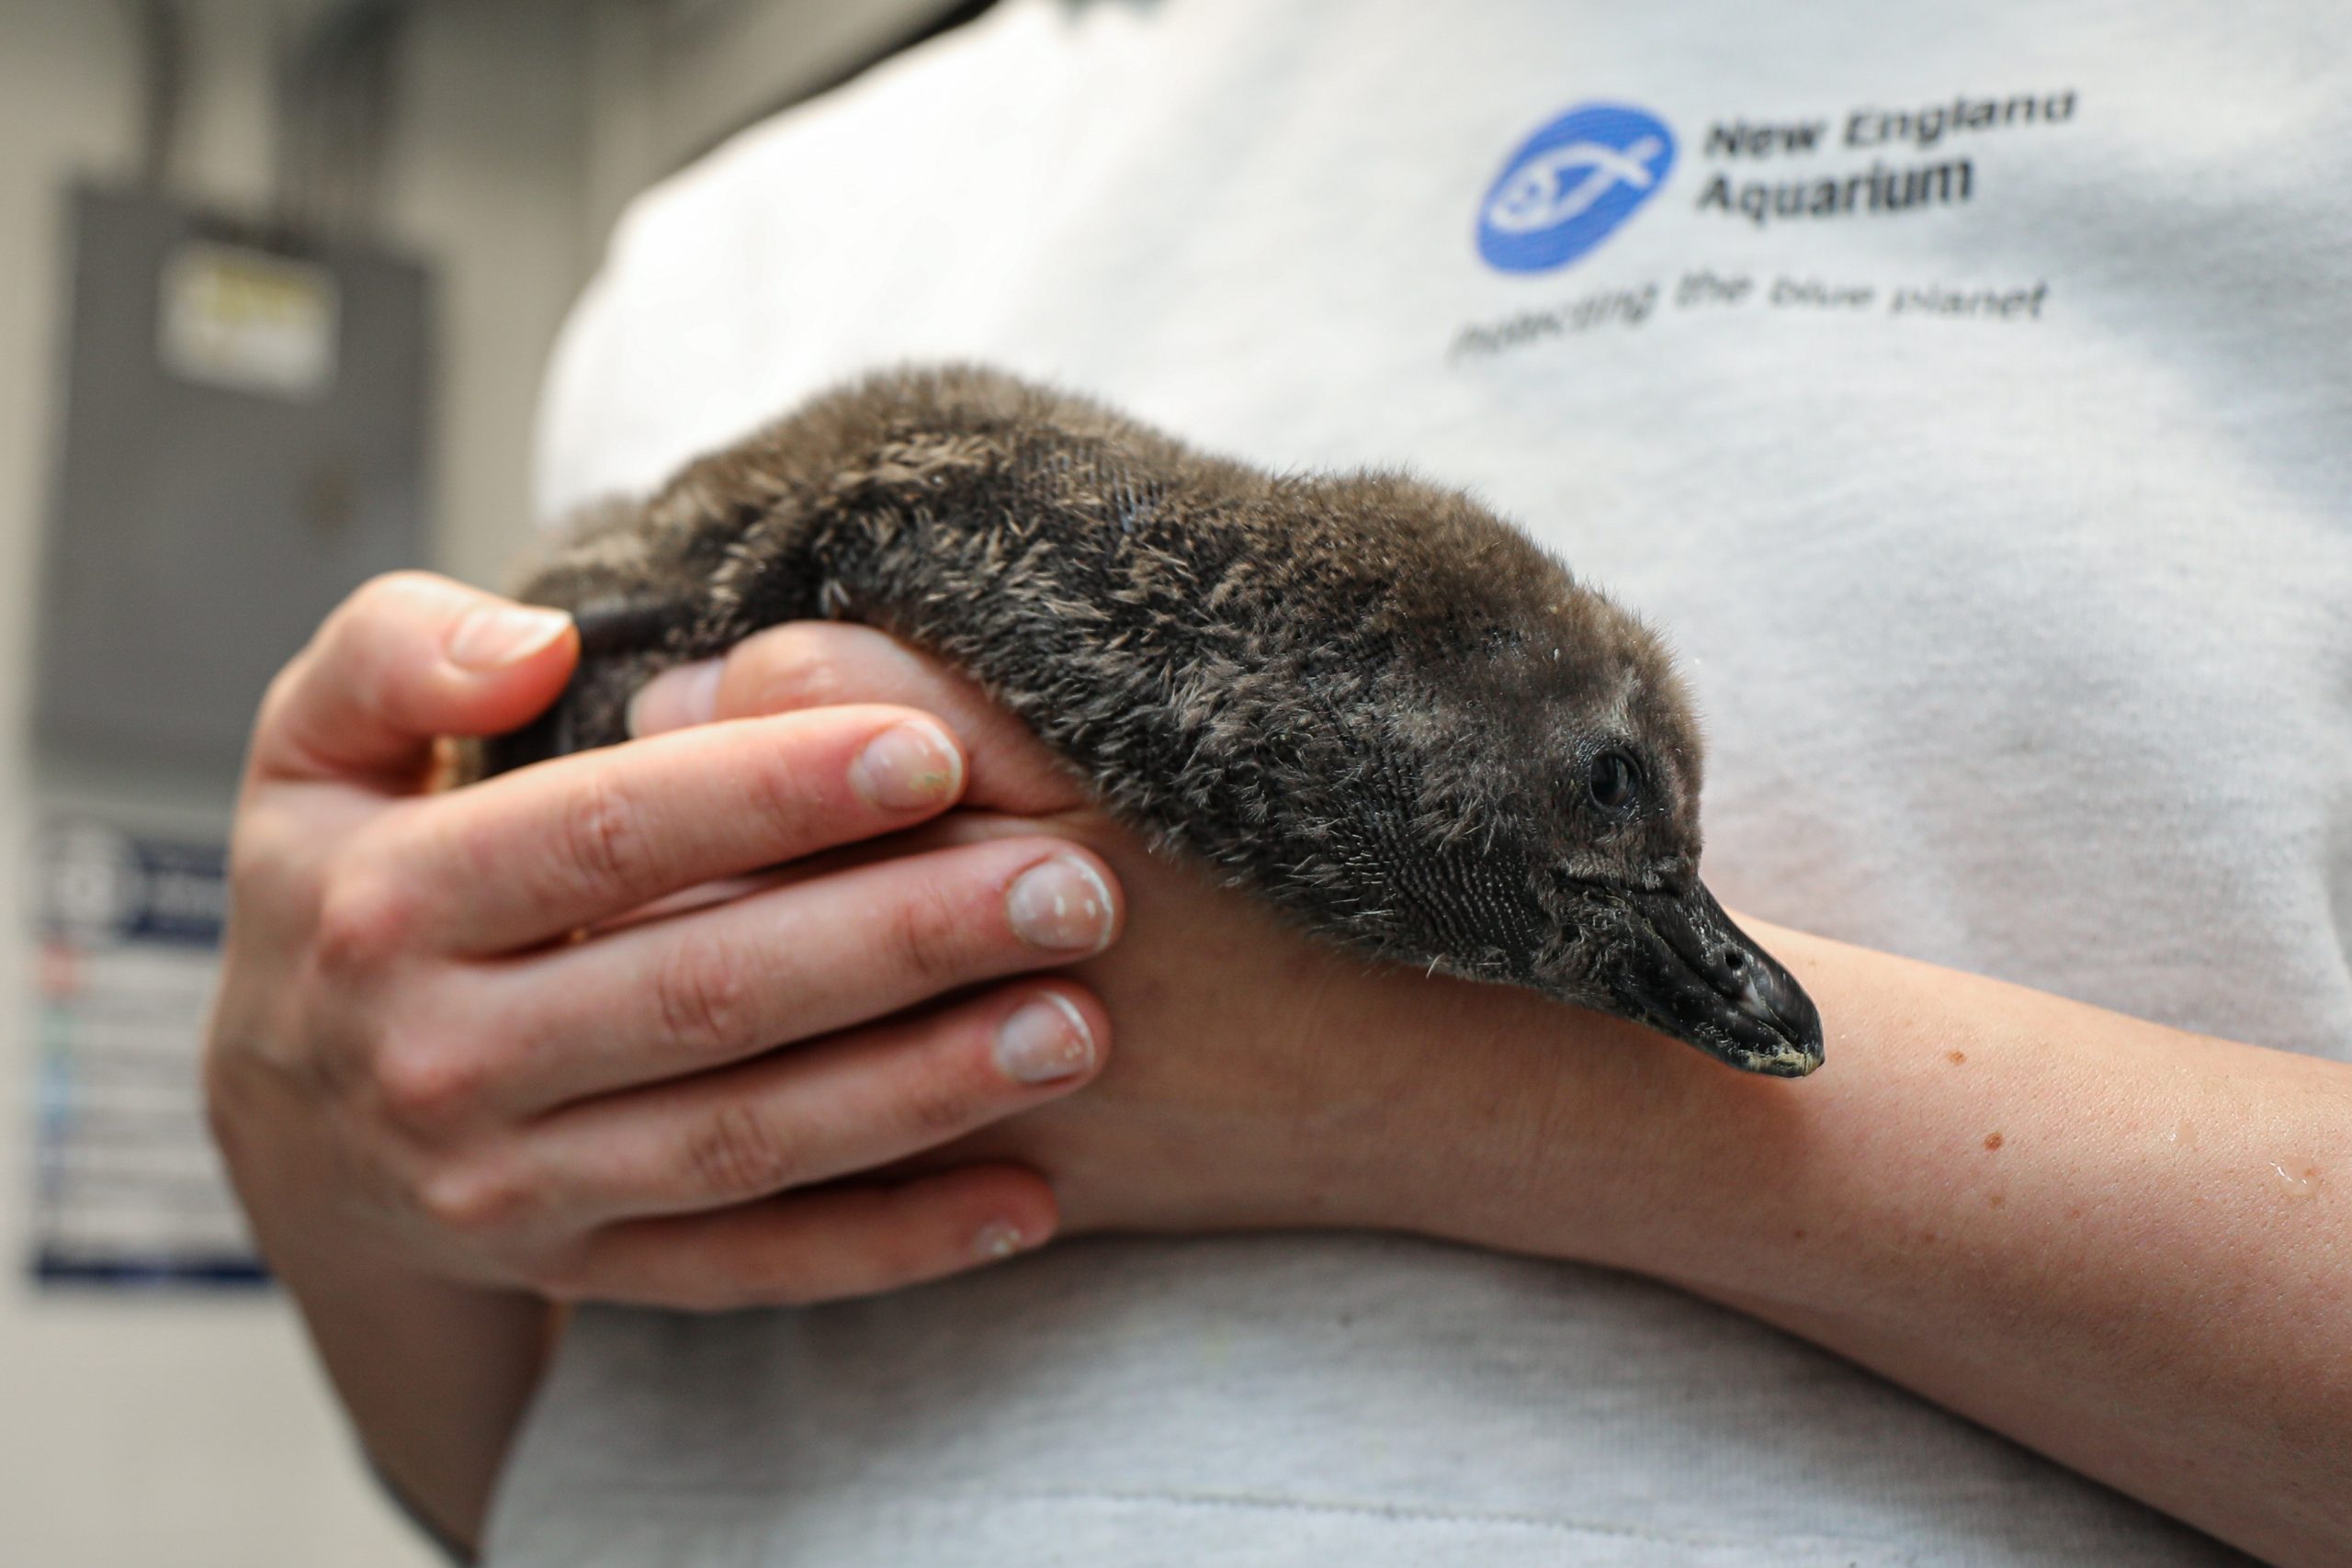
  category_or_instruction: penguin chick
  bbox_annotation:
[470,365,1823,1077]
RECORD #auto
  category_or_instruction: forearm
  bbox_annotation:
[1434,925,2349,1566]
[272,1239,560,1559]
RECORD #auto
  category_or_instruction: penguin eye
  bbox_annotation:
[1587,750,1640,816]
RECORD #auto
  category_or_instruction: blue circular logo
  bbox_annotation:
[1476,103,1677,273]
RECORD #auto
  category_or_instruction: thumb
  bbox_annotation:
[249,571,578,784]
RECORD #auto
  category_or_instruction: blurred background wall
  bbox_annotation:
[0,2,964,1562]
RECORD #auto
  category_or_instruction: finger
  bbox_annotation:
[466,837,1121,1108]
[251,572,580,786]
[629,622,1083,816]
[512,982,1106,1225]
[559,1164,1057,1312]
[379,705,971,953]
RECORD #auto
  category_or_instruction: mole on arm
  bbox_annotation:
[463,365,1823,1077]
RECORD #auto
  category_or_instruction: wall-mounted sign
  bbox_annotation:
[28,818,264,1287]
[158,241,339,400]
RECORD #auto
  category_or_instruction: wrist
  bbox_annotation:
[1330,922,1842,1279]
[282,1246,560,1556]
[1286,967,1669,1258]
[209,1055,557,1553]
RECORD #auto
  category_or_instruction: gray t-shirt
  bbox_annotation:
[488,2,2352,1561]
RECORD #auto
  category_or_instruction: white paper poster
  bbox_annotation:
[157,242,340,400]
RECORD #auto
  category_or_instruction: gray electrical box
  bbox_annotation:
[34,185,432,776]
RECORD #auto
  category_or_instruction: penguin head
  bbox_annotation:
[1420,582,1824,1078]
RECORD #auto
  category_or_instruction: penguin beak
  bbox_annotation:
[1605,880,1824,1077]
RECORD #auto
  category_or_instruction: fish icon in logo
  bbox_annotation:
[1477,103,1677,273]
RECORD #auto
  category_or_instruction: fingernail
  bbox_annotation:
[848,719,963,810]
[1005,857,1114,953]
[994,994,1095,1085]
[973,1220,1030,1261]
[626,660,723,737]
[447,605,571,671]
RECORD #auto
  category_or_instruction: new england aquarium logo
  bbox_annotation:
[1476,103,1677,273]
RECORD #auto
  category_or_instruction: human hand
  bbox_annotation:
[625,622,1642,1245]
[204,572,1132,1315]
